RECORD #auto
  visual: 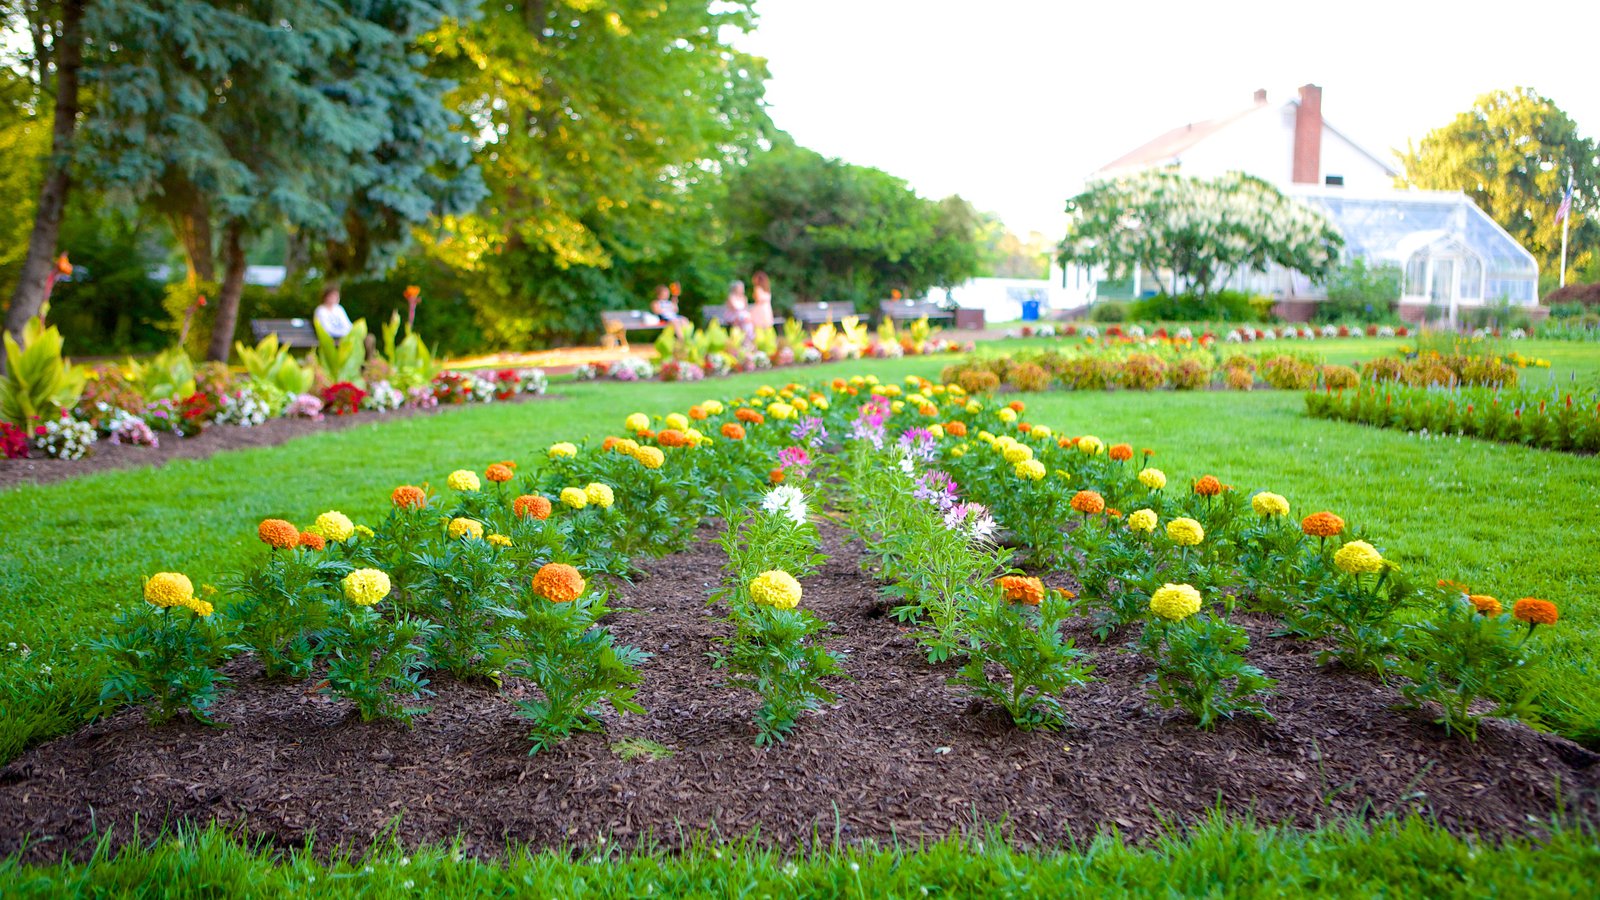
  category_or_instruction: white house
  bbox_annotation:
[1083,85,1540,323]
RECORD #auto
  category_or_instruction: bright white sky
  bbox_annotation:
[735,0,1600,236]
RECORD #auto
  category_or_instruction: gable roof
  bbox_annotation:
[1096,102,1268,175]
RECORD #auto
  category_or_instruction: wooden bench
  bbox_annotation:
[599,309,666,348]
[250,317,318,348]
[791,301,855,326]
[880,299,954,325]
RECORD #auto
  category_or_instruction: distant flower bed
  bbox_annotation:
[1305,383,1600,454]
[1007,322,1414,344]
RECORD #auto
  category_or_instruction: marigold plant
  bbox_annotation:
[257,518,300,550]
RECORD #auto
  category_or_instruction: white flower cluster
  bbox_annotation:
[800,346,823,364]
[1128,325,1146,338]
[750,350,772,369]
[760,485,809,526]
[516,368,548,394]
[34,416,97,460]
[1509,328,1527,339]
[363,380,406,412]
[214,387,271,427]
[1377,325,1396,337]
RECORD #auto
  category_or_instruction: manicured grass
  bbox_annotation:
[2,816,1596,897]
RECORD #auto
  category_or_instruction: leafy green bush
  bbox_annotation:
[1087,301,1128,323]
[234,333,315,396]
[1139,595,1274,729]
[1397,590,1545,739]
[1317,258,1400,324]
[312,318,368,386]
[1130,290,1271,322]
[95,579,232,725]
[1118,353,1167,390]
[0,304,88,427]
[953,584,1094,730]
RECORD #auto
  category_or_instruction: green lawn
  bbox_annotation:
[3,342,1599,889]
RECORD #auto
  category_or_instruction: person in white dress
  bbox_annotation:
[314,286,353,340]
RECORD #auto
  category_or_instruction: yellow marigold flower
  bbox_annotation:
[947,384,966,396]
[1252,492,1290,517]
[548,442,578,460]
[585,482,615,509]
[1138,467,1167,490]
[342,568,392,606]
[756,385,776,397]
[1334,540,1385,575]
[447,469,482,492]
[702,399,725,415]
[315,511,355,543]
[928,424,945,439]
[1014,459,1047,481]
[1076,435,1104,455]
[1002,443,1034,464]
[1469,594,1502,616]
[560,487,588,509]
[144,572,195,609]
[978,430,996,444]
[997,407,1018,423]
[448,517,484,540]
[354,524,375,540]
[180,596,215,617]
[1150,583,1202,622]
[908,393,927,405]
[1031,425,1052,438]
[812,396,829,411]
[1127,508,1158,533]
[625,412,650,432]
[487,533,513,548]
[665,412,689,431]
[965,400,982,414]
[1166,517,1205,546]
[749,570,803,609]
[684,427,706,446]
[635,446,665,469]
[951,444,968,457]
[793,397,809,412]
[891,401,905,413]
[616,438,640,455]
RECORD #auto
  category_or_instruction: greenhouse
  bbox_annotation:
[1294,187,1540,319]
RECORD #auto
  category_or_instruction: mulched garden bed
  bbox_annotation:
[0,393,550,492]
[1,521,1595,862]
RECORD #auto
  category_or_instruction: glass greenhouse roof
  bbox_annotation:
[1291,188,1539,303]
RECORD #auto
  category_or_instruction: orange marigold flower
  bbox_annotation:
[514,494,553,520]
[1055,587,1077,600]
[299,531,326,550]
[997,575,1045,605]
[1438,578,1470,593]
[1105,508,1121,518]
[736,408,764,424]
[769,468,786,485]
[657,429,691,448]
[1057,437,1072,448]
[602,436,620,451]
[1142,448,1155,458]
[1193,475,1223,497]
[832,378,847,390]
[721,422,746,440]
[1070,490,1106,514]
[1512,598,1558,626]
[1018,422,1032,433]
[1468,594,1503,616]
[1301,511,1345,538]
[1108,443,1133,461]
[258,518,300,550]
[689,405,708,420]
[532,563,586,603]
[391,485,427,509]
[639,429,655,440]
[485,463,515,483]
[1009,401,1025,413]
[944,421,968,437]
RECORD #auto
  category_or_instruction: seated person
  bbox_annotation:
[314,286,353,340]
[650,284,689,336]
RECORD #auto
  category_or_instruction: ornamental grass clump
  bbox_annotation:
[1139,586,1274,729]
[953,579,1094,731]
[498,563,648,753]
[96,574,233,724]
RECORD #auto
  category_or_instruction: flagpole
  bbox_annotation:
[1559,169,1573,288]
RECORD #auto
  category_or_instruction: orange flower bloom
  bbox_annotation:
[514,494,552,520]
[1512,598,1558,626]
[721,422,746,440]
[1468,594,1503,616]
[532,563,586,603]
[736,408,764,425]
[1108,443,1133,461]
[1018,422,1032,433]
[1070,490,1106,514]
[832,378,847,390]
[1055,587,1078,600]
[299,531,326,550]
[769,468,786,485]
[944,421,968,437]
[1438,578,1469,594]
[919,403,938,416]
[1058,438,1072,448]
[689,405,708,420]
[602,436,620,452]
[1301,511,1345,538]
[657,429,692,448]
[1142,448,1155,458]
[391,485,427,509]
[258,518,300,550]
[1193,475,1223,497]
[997,575,1045,605]
[1009,401,1026,413]
[485,463,515,483]
[1105,508,1121,518]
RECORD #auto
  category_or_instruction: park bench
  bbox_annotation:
[702,304,785,329]
[791,301,855,327]
[599,309,665,348]
[249,317,319,349]
[879,299,954,326]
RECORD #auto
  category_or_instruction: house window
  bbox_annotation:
[1324,175,1344,186]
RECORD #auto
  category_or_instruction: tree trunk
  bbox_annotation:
[207,222,248,362]
[4,0,86,344]
[282,229,310,287]
[169,191,216,284]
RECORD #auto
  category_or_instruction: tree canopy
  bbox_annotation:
[1398,87,1598,287]
[1058,170,1343,297]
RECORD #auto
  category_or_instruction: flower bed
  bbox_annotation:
[3,373,1593,855]
[1306,383,1600,454]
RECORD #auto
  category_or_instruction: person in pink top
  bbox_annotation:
[749,270,775,332]
[726,279,753,341]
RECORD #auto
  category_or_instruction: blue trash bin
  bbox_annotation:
[1020,299,1041,321]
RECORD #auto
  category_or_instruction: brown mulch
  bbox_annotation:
[1,521,1595,862]
[0,393,549,492]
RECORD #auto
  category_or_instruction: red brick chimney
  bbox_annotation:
[1292,84,1322,184]
[1253,88,1267,105]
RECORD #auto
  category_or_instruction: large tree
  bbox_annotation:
[1399,88,1598,283]
[1058,170,1343,297]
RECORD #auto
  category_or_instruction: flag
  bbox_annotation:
[1555,176,1574,224]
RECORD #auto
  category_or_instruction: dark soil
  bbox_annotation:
[0,393,550,492]
[1,521,1595,862]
